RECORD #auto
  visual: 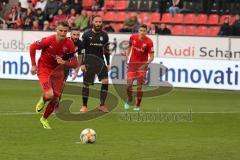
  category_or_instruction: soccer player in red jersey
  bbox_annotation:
[124,24,154,111]
[30,21,79,129]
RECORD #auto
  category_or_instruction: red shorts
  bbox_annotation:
[37,66,65,97]
[127,70,146,80]
[127,62,147,83]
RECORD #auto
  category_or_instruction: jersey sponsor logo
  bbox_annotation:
[90,43,103,47]
[133,46,144,53]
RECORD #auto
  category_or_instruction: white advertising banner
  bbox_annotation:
[0,30,23,52]
[157,36,240,60]
[0,51,239,90]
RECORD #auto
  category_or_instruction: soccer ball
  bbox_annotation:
[80,128,97,144]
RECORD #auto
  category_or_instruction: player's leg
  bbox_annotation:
[80,69,95,112]
[81,83,89,112]
[97,66,109,113]
[134,71,146,111]
[124,72,135,110]
[40,96,59,129]
[36,70,54,113]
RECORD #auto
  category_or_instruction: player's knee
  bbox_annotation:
[101,78,108,84]
[83,83,89,88]
[44,90,54,100]
[127,85,132,91]
[137,85,142,91]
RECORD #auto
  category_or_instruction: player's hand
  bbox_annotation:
[80,65,87,72]
[106,65,111,72]
[56,56,65,65]
[72,68,79,81]
[139,64,148,70]
[31,65,38,75]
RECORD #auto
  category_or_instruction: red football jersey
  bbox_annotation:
[30,34,75,70]
[129,34,154,63]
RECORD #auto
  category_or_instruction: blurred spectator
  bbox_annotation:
[5,6,20,28]
[123,13,139,32]
[156,23,171,35]
[59,0,71,14]
[23,16,32,30]
[148,24,156,34]
[44,0,60,21]
[119,24,132,33]
[103,22,115,32]
[43,20,51,31]
[69,0,82,14]
[218,16,231,36]
[12,18,23,30]
[75,9,89,31]
[22,7,34,20]
[19,0,31,12]
[33,8,44,27]
[92,0,104,11]
[34,0,47,12]
[231,14,240,36]
[52,8,67,26]
[67,8,77,28]
[159,0,167,19]
[169,0,183,16]
[32,19,41,30]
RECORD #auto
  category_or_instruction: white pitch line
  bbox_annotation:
[0,111,240,116]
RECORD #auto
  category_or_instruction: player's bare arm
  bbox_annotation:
[139,53,154,70]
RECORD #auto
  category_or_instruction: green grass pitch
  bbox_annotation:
[0,79,240,160]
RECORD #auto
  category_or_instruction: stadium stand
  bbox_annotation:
[0,0,239,37]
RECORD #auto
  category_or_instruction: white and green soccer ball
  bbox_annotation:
[80,128,97,144]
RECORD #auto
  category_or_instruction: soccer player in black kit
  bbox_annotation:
[79,15,110,113]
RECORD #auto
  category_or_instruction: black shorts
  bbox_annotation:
[83,64,108,85]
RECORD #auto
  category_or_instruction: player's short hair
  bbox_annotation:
[92,15,102,21]
[139,24,148,30]
[71,27,80,32]
[56,20,69,28]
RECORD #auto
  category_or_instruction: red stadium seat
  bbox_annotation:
[115,0,128,10]
[196,14,207,24]
[103,11,115,21]
[83,0,94,9]
[166,25,173,32]
[172,25,184,35]
[232,15,238,24]
[97,11,104,17]
[185,26,196,36]
[209,26,220,36]
[197,26,208,36]
[185,14,196,24]
[208,14,219,25]
[105,0,115,10]
[115,12,127,22]
[87,11,93,16]
[150,13,161,23]
[161,13,173,23]
[220,15,232,24]
[173,13,184,24]
[139,12,150,23]
[115,23,123,32]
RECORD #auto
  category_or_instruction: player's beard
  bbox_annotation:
[93,25,102,32]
